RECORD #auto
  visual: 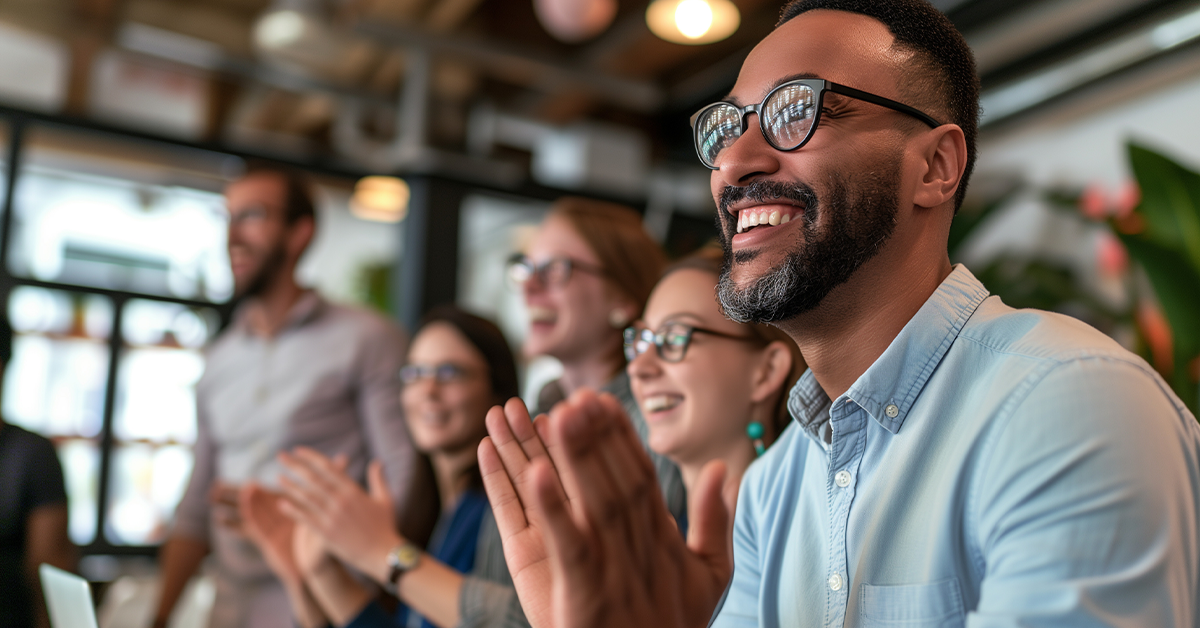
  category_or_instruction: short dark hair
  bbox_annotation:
[241,165,316,224]
[778,0,979,211]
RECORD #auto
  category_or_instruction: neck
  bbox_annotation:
[557,350,623,394]
[243,270,304,338]
[678,440,756,522]
[777,255,952,401]
[430,446,479,511]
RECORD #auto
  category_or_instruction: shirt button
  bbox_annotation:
[828,573,843,591]
[834,470,852,488]
[885,404,899,418]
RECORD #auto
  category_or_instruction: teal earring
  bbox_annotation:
[747,421,765,457]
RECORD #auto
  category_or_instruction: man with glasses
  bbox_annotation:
[153,168,434,628]
[479,0,1200,626]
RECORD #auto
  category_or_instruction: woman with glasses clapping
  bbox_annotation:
[506,197,687,528]
[239,307,528,628]
[625,246,804,521]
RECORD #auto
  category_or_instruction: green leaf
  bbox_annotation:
[1119,234,1200,413]
[1127,143,1200,275]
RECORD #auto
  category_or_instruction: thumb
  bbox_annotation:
[368,460,393,507]
[686,459,731,575]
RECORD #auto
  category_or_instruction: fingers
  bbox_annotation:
[366,460,392,507]
[478,437,530,540]
[529,458,589,577]
[687,459,732,576]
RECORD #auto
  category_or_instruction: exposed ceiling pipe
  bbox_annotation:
[354,21,663,112]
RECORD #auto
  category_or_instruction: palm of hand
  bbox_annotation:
[239,485,300,581]
[292,522,329,576]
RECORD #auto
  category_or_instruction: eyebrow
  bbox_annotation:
[654,312,707,327]
[723,72,824,107]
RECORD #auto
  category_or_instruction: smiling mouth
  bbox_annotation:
[527,306,556,324]
[643,394,682,413]
[735,206,804,234]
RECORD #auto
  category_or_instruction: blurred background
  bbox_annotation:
[1,0,1199,619]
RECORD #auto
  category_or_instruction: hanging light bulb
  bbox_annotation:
[646,0,739,45]
[350,176,410,223]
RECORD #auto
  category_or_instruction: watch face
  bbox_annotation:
[396,544,421,569]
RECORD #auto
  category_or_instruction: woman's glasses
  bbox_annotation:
[690,78,941,169]
[399,363,478,385]
[624,321,758,363]
[506,254,607,288]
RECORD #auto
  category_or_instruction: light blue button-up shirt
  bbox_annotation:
[713,265,1200,627]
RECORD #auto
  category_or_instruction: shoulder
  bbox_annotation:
[319,301,406,340]
[960,296,1131,364]
[0,423,57,460]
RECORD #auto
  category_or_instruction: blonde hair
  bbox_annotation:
[548,197,666,319]
[662,244,805,443]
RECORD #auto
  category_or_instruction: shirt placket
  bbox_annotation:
[824,399,867,628]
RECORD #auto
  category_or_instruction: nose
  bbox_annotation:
[627,343,664,382]
[713,113,782,188]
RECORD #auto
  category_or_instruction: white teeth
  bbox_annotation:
[737,212,744,233]
[643,395,681,413]
[781,212,791,223]
[769,210,781,226]
[748,212,759,226]
[759,211,769,225]
[527,306,556,323]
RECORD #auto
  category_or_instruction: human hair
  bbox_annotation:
[412,306,519,494]
[416,306,520,404]
[777,0,979,212]
[240,165,317,225]
[548,197,666,318]
[663,245,805,443]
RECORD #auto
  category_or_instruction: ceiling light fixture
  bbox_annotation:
[646,0,739,45]
[350,176,410,223]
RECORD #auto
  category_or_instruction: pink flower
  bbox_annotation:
[1079,183,1109,220]
[1096,233,1128,278]
[1113,181,1141,219]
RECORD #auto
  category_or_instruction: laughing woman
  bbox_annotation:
[508,197,687,526]
[241,307,527,628]
[625,246,804,517]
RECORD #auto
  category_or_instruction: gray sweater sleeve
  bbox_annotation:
[456,509,530,628]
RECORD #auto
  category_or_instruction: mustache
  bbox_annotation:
[717,179,819,232]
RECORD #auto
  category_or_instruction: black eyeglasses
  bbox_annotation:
[690,78,941,169]
[507,254,607,288]
[624,321,758,363]
[399,363,478,385]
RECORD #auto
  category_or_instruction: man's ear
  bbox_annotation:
[912,124,967,210]
[287,215,316,261]
[749,341,793,405]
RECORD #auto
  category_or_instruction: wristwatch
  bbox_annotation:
[384,541,421,593]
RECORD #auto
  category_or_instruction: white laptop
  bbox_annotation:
[40,563,100,628]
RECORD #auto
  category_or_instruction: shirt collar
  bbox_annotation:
[789,264,990,440]
[231,290,326,337]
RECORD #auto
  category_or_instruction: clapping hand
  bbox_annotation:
[478,391,733,628]
[276,449,403,585]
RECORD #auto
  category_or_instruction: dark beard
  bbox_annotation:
[715,171,900,324]
[236,241,288,298]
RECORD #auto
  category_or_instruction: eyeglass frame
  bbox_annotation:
[398,363,482,385]
[689,78,942,170]
[623,321,760,363]
[506,253,608,288]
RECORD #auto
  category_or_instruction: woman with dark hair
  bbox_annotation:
[508,197,686,525]
[240,307,527,628]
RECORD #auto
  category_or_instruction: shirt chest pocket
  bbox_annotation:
[858,578,965,627]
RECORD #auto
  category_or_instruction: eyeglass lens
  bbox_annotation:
[507,257,573,287]
[696,82,818,167]
[400,363,468,384]
[623,324,693,363]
